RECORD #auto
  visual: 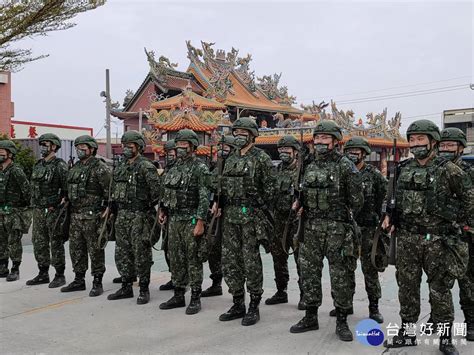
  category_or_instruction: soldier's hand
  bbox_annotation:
[159,210,167,225]
[193,219,205,237]
[101,207,109,219]
[211,202,218,215]
[296,207,303,217]
[382,215,390,230]
[292,200,300,211]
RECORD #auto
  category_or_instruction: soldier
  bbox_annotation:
[159,129,210,314]
[439,127,474,341]
[108,131,160,305]
[0,140,31,281]
[61,135,110,297]
[383,120,474,355]
[216,117,274,326]
[332,136,386,323]
[289,120,363,342]
[26,134,68,288]
[202,135,237,298]
[265,135,304,309]
[157,139,177,291]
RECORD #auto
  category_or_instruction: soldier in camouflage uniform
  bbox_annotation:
[157,139,177,291]
[0,140,31,282]
[201,135,237,298]
[108,131,161,305]
[383,120,474,355]
[290,120,363,342]
[216,117,275,326]
[26,134,69,288]
[61,135,110,297]
[159,129,210,315]
[265,135,304,309]
[330,136,386,323]
[439,127,474,341]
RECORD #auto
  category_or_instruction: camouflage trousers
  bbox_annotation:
[270,212,301,292]
[357,226,382,300]
[396,228,468,323]
[0,212,23,263]
[160,224,171,271]
[207,233,223,282]
[32,208,65,270]
[114,209,153,281]
[222,217,264,297]
[458,240,474,320]
[168,216,203,290]
[69,211,105,276]
[300,218,356,310]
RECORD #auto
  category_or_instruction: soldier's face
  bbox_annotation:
[439,141,462,153]
[0,148,9,163]
[408,134,431,148]
[176,141,191,158]
[313,134,336,150]
[345,148,364,164]
[76,143,92,160]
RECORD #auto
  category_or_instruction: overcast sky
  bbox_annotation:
[11,0,474,138]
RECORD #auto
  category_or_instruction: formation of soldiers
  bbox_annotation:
[0,117,473,354]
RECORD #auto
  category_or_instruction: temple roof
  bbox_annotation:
[150,90,226,111]
[154,111,218,132]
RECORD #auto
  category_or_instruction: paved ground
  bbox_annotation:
[0,236,472,354]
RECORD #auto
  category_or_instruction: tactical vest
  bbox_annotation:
[302,154,348,221]
[356,164,380,226]
[0,164,27,208]
[274,163,297,214]
[162,158,200,212]
[221,148,263,206]
[31,158,64,208]
[396,157,459,227]
[67,158,103,207]
[112,157,152,210]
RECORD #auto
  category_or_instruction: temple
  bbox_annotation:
[112,41,408,174]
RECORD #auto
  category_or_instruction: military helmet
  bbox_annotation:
[277,135,301,151]
[121,130,146,150]
[74,135,98,149]
[175,129,199,147]
[218,135,237,148]
[164,139,176,151]
[344,136,371,154]
[440,127,467,147]
[232,117,259,137]
[313,120,343,141]
[406,119,440,141]
[39,133,61,149]
[0,140,17,155]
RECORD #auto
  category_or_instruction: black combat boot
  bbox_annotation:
[219,295,246,321]
[383,319,417,348]
[186,288,202,315]
[137,275,150,305]
[6,262,21,282]
[0,259,9,277]
[368,297,384,323]
[201,277,223,297]
[49,266,66,288]
[330,306,353,317]
[159,287,186,309]
[89,274,104,297]
[159,279,175,291]
[335,308,353,342]
[26,266,50,285]
[290,306,319,333]
[242,294,261,326]
[297,293,306,310]
[113,275,136,284]
[439,324,458,355]
[265,289,288,305]
[60,273,86,292]
[107,279,134,300]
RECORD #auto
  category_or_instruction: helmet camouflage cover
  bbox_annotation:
[313,120,343,141]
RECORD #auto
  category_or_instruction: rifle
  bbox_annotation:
[68,140,75,169]
[52,201,70,242]
[371,138,398,269]
[98,154,118,249]
[293,129,305,244]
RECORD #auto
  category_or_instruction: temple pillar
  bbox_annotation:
[380,148,388,176]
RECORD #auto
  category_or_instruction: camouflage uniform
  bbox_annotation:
[290,121,363,341]
[0,140,31,281]
[159,129,210,314]
[385,120,474,354]
[28,133,69,287]
[218,117,275,326]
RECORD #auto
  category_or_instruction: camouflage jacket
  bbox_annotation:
[356,163,387,227]
[301,150,364,221]
[272,161,298,217]
[67,157,110,212]
[162,156,209,221]
[456,158,474,183]
[395,156,474,230]
[31,156,68,208]
[111,155,161,211]
[0,162,31,211]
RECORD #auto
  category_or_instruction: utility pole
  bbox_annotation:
[139,108,143,132]
[105,69,112,159]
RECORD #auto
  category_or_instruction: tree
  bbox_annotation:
[0,133,36,178]
[0,0,106,71]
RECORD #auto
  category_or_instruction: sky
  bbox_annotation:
[11,0,474,138]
